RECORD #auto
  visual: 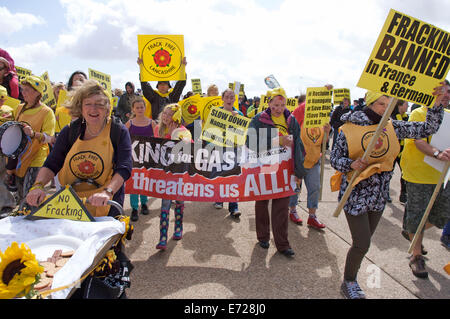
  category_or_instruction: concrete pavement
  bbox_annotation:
[125,152,449,299]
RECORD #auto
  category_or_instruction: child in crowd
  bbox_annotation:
[153,103,192,250]
[125,97,155,222]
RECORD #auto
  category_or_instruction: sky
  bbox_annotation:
[1,0,450,102]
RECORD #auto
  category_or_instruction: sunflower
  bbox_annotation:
[0,242,44,299]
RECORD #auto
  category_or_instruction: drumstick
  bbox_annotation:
[333,97,398,218]
[319,130,328,201]
[408,162,450,254]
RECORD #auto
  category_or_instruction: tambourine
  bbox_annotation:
[0,121,30,159]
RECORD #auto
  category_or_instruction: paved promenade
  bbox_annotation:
[123,152,449,299]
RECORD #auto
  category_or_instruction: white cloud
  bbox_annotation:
[6,41,55,70]
[0,6,45,34]
[5,0,450,100]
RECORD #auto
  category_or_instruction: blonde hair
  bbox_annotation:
[207,84,219,97]
[67,80,110,118]
[157,103,180,138]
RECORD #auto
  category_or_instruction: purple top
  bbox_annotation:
[129,120,154,137]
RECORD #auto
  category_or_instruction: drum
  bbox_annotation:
[0,121,30,159]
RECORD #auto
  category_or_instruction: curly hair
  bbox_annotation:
[66,80,110,118]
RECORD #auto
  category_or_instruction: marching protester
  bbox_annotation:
[137,57,187,120]
[247,87,307,258]
[0,85,16,217]
[0,49,22,101]
[125,97,155,222]
[0,85,14,124]
[330,83,447,299]
[67,71,87,92]
[390,99,409,205]
[25,80,132,217]
[290,89,331,229]
[213,89,243,218]
[117,82,138,123]
[3,75,55,205]
[246,96,260,118]
[153,103,192,250]
[399,80,450,278]
[207,84,219,97]
[330,97,352,150]
[52,82,66,103]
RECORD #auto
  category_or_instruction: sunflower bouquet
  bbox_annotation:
[0,242,44,299]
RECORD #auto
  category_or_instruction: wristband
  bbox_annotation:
[29,184,44,192]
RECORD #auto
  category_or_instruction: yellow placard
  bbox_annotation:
[333,88,351,105]
[357,9,450,106]
[26,186,95,222]
[41,71,57,110]
[111,96,119,108]
[56,89,69,108]
[257,95,297,113]
[179,94,203,125]
[304,87,333,128]
[286,97,298,112]
[201,107,251,147]
[143,96,152,119]
[191,79,202,95]
[257,94,270,114]
[199,96,223,122]
[138,34,186,82]
[15,66,32,82]
[88,68,112,95]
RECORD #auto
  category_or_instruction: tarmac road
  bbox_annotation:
[123,152,449,299]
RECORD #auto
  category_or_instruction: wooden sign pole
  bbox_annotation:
[333,97,398,217]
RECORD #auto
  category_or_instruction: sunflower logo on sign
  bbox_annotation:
[153,48,172,67]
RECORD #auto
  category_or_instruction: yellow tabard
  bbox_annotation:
[14,103,52,178]
[340,121,400,187]
[58,120,114,217]
[300,126,324,169]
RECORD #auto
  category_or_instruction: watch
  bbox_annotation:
[104,187,114,197]
[433,150,440,158]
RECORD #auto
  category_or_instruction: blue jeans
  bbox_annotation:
[130,194,148,210]
[289,161,321,210]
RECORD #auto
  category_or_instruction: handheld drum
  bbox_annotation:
[0,121,30,159]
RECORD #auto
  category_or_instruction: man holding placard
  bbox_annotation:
[137,35,187,120]
[400,80,450,279]
[289,86,331,228]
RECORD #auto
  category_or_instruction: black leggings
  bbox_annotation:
[344,211,383,281]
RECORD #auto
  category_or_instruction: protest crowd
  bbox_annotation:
[0,16,449,301]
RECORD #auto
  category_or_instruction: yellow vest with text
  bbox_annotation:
[58,119,114,217]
